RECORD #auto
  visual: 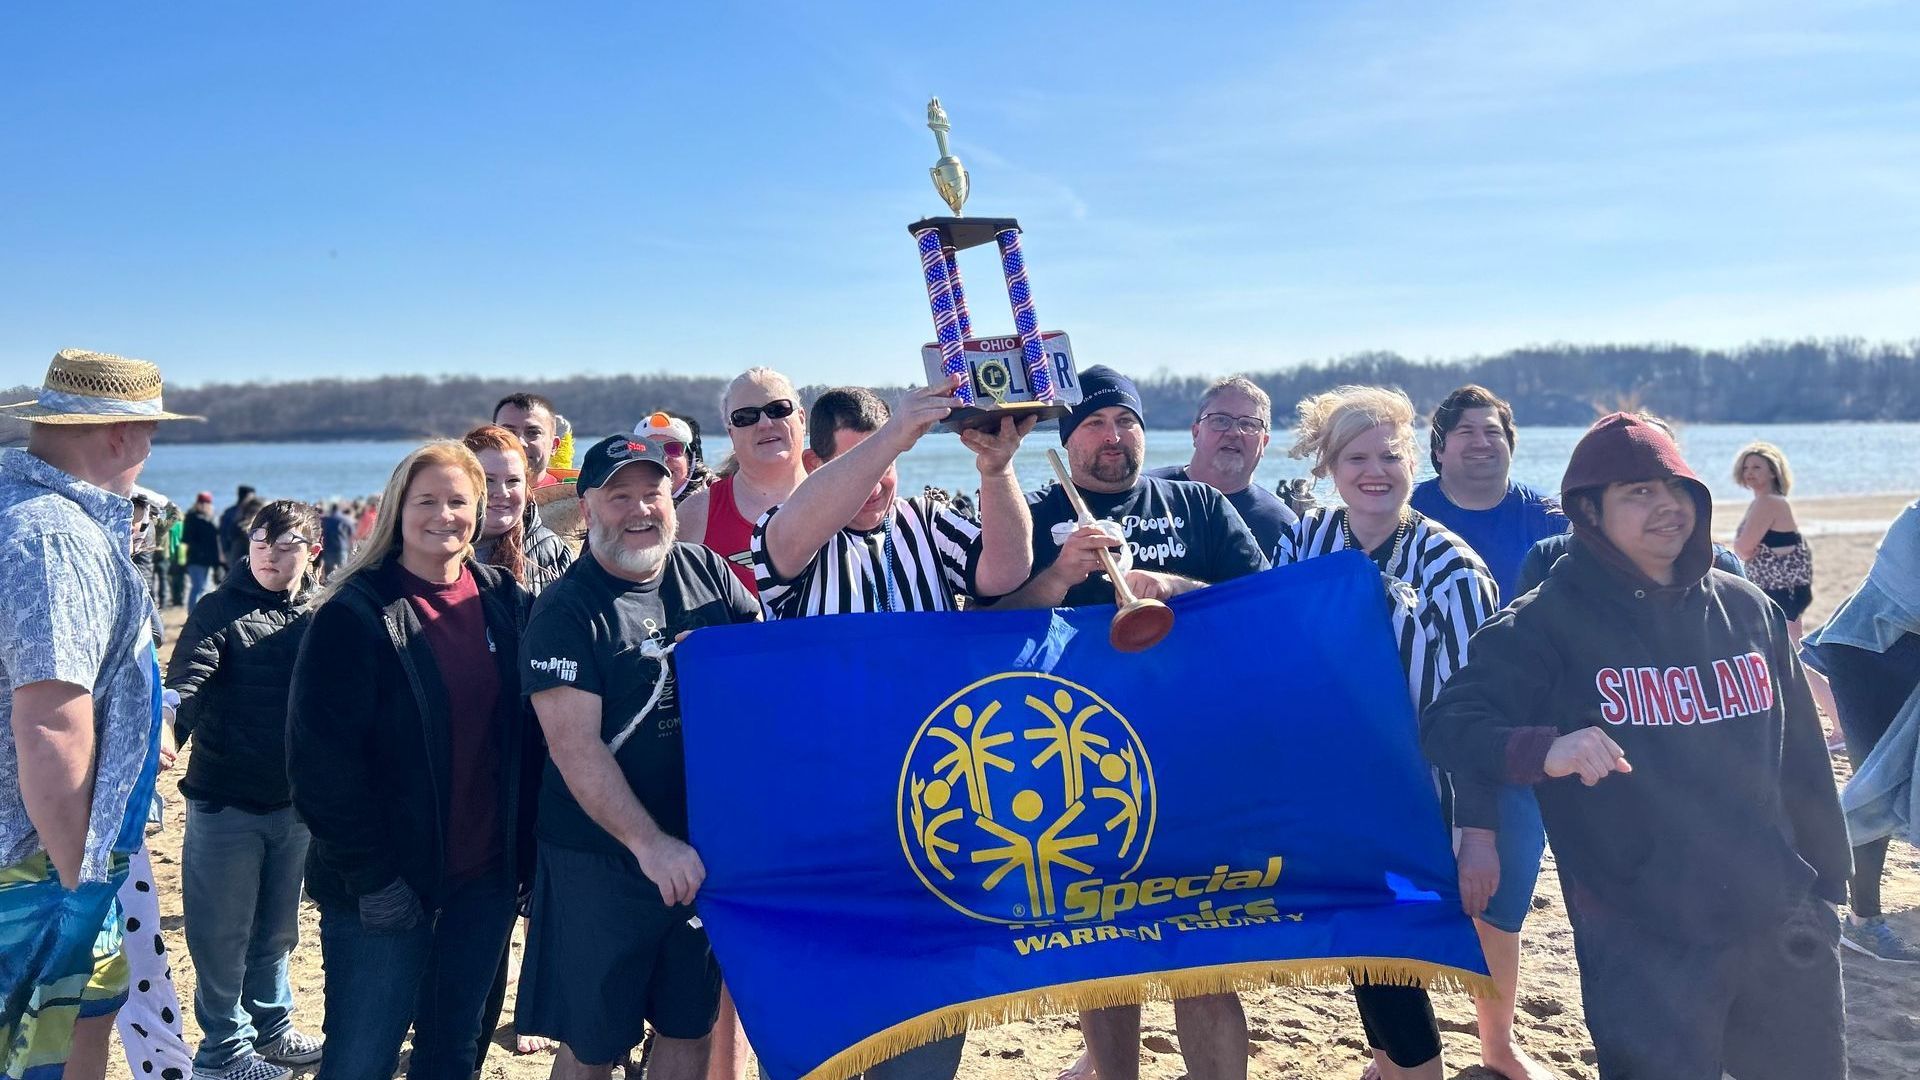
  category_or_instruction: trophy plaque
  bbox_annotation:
[911,98,1081,431]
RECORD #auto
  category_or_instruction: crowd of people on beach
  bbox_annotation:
[4,347,1917,1080]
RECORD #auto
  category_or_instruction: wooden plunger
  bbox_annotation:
[1045,449,1174,653]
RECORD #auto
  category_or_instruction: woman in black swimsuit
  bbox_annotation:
[1732,441,1842,739]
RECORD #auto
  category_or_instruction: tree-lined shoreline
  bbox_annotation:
[6,338,1915,445]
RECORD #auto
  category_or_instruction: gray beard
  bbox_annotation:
[591,517,677,577]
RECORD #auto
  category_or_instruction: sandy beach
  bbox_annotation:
[111,493,1919,1080]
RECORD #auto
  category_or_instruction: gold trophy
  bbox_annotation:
[911,98,1080,430]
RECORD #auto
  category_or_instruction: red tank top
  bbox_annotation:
[704,474,760,596]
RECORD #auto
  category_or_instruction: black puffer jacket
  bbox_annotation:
[288,560,539,909]
[166,563,316,811]
[476,509,575,595]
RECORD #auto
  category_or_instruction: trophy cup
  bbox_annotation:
[911,98,1081,431]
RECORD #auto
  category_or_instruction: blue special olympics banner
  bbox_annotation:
[677,552,1492,1080]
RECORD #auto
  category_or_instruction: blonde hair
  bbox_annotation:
[321,440,486,602]
[715,366,803,478]
[719,366,799,420]
[1288,385,1418,478]
[1734,441,1792,495]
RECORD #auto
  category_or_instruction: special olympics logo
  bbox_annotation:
[898,672,1155,925]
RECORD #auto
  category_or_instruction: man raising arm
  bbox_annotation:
[754,379,1034,617]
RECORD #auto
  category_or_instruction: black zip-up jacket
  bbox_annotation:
[166,564,315,811]
[287,559,539,910]
[1422,536,1850,943]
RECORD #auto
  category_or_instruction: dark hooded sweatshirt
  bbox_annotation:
[1422,413,1849,944]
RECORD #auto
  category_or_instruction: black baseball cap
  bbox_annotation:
[576,433,673,493]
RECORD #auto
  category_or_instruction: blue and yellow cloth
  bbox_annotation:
[678,552,1492,1080]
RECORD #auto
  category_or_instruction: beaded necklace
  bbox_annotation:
[1341,508,1412,571]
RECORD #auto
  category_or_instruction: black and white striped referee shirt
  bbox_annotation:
[1272,507,1499,714]
[750,495,982,619]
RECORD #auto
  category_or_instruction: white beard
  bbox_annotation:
[591,516,677,577]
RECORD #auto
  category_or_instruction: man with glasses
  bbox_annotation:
[1148,376,1296,555]
[167,501,327,1080]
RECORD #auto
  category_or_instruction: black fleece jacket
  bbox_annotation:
[166,564,316,811]
[1423,535,1849,943]
[287,559,540,909]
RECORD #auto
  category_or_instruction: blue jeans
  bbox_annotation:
[186,565,214,611]
[182,802,311,1070]
[314,867,517,1080]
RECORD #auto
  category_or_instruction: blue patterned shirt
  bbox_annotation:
[0,448,156,882]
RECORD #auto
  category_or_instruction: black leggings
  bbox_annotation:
[1817,634,1920,918]
[1352,983,1440,1067]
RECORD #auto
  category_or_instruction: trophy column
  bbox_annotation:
[913,225,975,407]
[993,227,1052,402]
[908,97,1079,431]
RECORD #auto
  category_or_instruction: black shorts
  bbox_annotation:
[1764,585,1813,621]
[516,843,721,1062]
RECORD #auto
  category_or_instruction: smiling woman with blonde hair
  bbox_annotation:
[1272,385,1520,1080]
[287,441,540,1080]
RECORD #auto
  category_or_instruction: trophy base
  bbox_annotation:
[940,399,1069,434]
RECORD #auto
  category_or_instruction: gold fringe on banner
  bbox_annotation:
[799,958,1498,1080]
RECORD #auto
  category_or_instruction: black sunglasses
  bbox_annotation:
[729,398,797,429]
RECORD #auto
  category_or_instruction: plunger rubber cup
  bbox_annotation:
[1110,597,1175,652]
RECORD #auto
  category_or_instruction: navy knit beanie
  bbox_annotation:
[1058,366,1145,444]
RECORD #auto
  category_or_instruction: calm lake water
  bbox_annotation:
[137,423,1919,512]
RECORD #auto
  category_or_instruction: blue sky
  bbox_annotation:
[3,1,1916,388]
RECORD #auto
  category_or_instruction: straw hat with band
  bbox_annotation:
[1,349,203,424]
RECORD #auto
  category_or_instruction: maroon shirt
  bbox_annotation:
[396,563,503,879]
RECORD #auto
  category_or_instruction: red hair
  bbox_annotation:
[462,424,530,584]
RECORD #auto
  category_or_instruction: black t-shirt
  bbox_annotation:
[520,543,760,854]
[1025,475,1269,607]
[1146,465,1298,557]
